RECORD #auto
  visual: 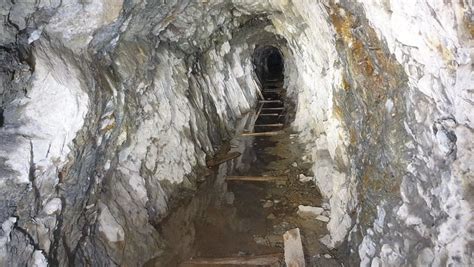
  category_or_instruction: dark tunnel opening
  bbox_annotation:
[253,45,285,84]
[251,44,290,129]
[0,108,4,128]
[266,50,284,78]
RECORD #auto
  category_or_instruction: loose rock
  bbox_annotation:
[297,205,324,218]
[263,200,273,208]
[316,215,330,222]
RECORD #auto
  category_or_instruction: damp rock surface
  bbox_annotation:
[0,0,472,266]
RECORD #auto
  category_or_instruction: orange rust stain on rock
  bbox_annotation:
[464,16,474,38]
[342,76,351,91]
[349,128,357,145]
[333,105,344,120]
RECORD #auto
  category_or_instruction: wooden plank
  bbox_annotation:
[252,78,265,100]
[283,228,305,267]
[259,100,282,103]
[262,107,285,111]
[259,113,280,116]
[264,84,283,88]
[226,176,287,182]
[256,86,265,100]
[264,81,283,85]
[180,253,282,266]
[247,102,264,131]
[255,123,284,127]
[206,152,241,167]
[241,131,282,137]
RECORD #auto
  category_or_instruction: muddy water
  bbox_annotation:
[145,123,340,266]
[188,129,335,265]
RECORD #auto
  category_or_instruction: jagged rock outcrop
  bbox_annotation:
[0,0,472,266]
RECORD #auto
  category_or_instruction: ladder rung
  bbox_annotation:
[259,100,282,103]
[259,113,280,116]
[226,176,287,182]
[241,131,282,136]
[262,107,284,110]
[255,123,284,127]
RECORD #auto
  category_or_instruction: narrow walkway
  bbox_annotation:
[182,71,340,266]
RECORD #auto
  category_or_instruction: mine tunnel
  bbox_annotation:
[252,45,288,134]
[0,1,471,267]
[253,45,285,82]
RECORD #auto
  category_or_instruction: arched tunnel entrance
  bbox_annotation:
[253,45,285,85]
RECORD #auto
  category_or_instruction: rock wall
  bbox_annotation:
[353,1,473,265]
[0,0,472,266]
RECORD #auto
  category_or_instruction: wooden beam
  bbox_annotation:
[262,107,285,111]
[259,113,280,116]
[259,100,282,103]
[226,176,287,182]
[241,131,282,136]
[256,86,265,100]
[180,253,282,266]
[283,228,305,267]
[252,78,265,100]
[247,102,264,131]
[264,84,283,88]
[255,123,284,127]
[206,152,241,167]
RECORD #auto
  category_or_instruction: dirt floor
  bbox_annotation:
[185,129,341,266]
[147,71,342,267]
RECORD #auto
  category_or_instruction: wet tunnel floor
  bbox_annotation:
[190,134,329,264]
[182,76,341,266]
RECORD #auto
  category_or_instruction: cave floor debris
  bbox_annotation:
[183,75,341,266]
[187,130,339,266]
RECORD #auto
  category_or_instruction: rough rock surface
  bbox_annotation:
[0,0,472,266]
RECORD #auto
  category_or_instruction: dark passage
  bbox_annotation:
[0,108,4,127]
[253,46,286,132]
[253,46,284,81]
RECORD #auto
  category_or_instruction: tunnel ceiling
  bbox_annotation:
[0,0,472,266]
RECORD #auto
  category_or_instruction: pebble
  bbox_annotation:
[225,192,235,205]
[291,162,298,167]
[297,205,324,218]
[254,236,267,245]
[267,213,276,220]
[263,200,273,208]
[299,174,312,182]
[324,254,332,259]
